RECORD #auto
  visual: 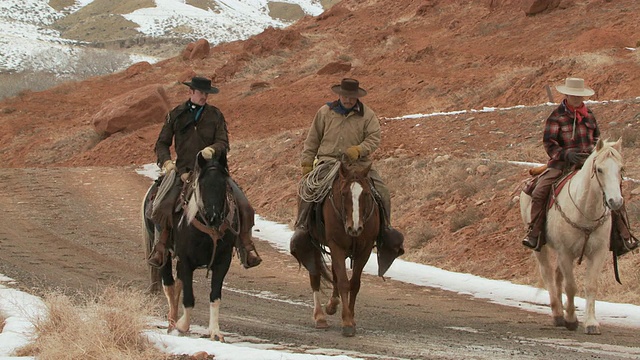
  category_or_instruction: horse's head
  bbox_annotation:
[335,162,376,237]
[186,150,229,228]
[590,138,624,210]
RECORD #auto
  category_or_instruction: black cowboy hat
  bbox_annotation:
[182,76,219,94]
[331,78,367,98]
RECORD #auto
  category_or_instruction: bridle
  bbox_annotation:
[328,175,377,231]
[182,170,239,272]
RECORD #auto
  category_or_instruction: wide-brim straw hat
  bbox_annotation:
[182,76,219,94]
[331,78,367,98]
[556,77,594,97]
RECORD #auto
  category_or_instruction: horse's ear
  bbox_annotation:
[359,163,372,178]
[339,161,348,178]
[613,137,623,152]
[596,138,604,151]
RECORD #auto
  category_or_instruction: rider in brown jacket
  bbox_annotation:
[147,76,262,269]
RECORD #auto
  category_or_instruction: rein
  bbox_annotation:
[552,156,613,264]
[183,186,239,276]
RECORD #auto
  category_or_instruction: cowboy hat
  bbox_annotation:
[556,77,594,97]
[331,78,367,98]
[182,76,219,94]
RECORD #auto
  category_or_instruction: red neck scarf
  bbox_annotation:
[564,99,589,123]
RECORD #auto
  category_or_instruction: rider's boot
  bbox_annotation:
[238,232,262,269]
[523,200,545,251]
[148,227,169,268]
[611,209,640,257]
[289,200,313,265]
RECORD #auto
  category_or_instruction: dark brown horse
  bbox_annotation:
[306,161,380,337]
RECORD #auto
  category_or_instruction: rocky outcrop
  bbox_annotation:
[92,84,170,136]
[181,39,210,60]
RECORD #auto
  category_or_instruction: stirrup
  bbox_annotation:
[147,248,167,268]
[522,234,542,252]
[239,247,262,269]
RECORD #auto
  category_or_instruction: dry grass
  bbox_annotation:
[449,207,483,232]
[0,311,5,333]
[15,286,167,360]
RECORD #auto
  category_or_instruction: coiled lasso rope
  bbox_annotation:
[298,160,341,203]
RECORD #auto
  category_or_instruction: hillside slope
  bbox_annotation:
[1,0,639,304]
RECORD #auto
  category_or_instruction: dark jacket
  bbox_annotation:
[543,101,599,169]
[155,101,229,174]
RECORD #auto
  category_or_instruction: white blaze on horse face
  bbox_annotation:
[350,182,363,230]
[599,156,624,210]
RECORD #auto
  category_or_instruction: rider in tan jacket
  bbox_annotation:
[290,78,404,276]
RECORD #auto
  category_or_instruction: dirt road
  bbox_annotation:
[0,167,638,359]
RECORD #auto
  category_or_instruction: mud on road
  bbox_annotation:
[0,167,638,359]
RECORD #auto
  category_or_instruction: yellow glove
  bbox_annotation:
[201,146,215,160]
[345,146,361,161]
[301,162,313,176]
[162,160,176,173]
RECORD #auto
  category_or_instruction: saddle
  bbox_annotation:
[523,169,577,210]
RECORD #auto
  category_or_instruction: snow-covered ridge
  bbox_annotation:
[0,0,324,74]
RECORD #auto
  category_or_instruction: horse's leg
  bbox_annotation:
[207,243,232,341]
[553,264,565,327]
[311,273,328,329]
[535,246,564,326]
[346,252,369,332]
[160,259,179,331]
[583,247,608,335]
[556,253,578,330]
[175,264,194,333]
[329,248,355,337]
[325,265,340,316]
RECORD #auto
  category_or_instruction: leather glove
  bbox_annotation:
[565,151,589,166]
[201,146,215,160]
[162,160,176,173]
[345,146,361,161]
[301,162,313,176]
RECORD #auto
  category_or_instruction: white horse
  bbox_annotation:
[520,138,623,335]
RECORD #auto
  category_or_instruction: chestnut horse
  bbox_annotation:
[520,138,624,334]
[142,150,238,341]
[306,161,380,337]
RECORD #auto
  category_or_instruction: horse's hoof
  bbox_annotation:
[565,320,579,331]
[213,334,226,342]
[584,325,601,335]
[341,325,356,337]
[553,316,565,327]
[315,319,329,329]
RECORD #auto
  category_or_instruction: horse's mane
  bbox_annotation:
[184,150,230,224]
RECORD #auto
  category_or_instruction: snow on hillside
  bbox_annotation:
[0,0,324,74]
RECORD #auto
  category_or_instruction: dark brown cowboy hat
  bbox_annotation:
[331,78,367,98]
[182,76,219,94]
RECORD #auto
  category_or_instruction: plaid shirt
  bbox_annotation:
[543,100,599,169]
